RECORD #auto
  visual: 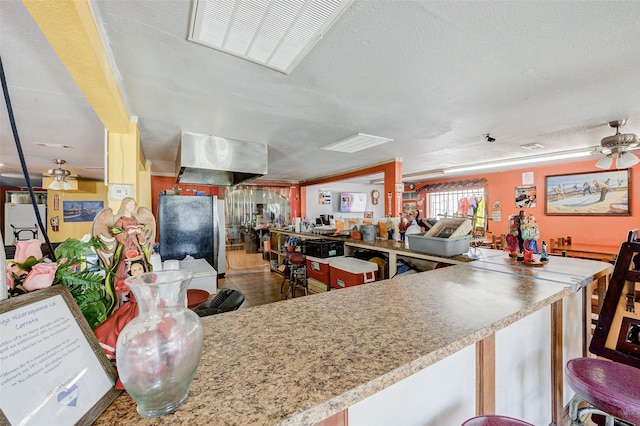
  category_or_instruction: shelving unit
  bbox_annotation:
[269,230,323,272]
[269,229,469,277]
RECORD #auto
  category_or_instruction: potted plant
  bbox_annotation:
[5,237,113,329]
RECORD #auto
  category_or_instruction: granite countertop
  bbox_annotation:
[94,261,589,425]
[464,248,613,291]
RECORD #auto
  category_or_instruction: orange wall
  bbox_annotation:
[415,160,639,247]
[150,159,637,247]
[150,177,300,240]
[150,176,222,240]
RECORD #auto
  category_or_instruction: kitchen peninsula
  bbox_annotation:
[94,248,612,425]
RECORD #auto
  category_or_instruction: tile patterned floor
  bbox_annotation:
[219,248,287,309]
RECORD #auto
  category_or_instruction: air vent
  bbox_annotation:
[520,143,545,150]
[188,0,354,74]
[322,133,393,153]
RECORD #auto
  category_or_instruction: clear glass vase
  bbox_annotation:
[116,270,203,417]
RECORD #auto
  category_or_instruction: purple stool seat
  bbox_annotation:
[461,415,533,426]
[566,358,640,425]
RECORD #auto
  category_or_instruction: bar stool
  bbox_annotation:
[279,252,296,294]
[566,357,640,426]
[282,253,308,299]
[461,415,533,425]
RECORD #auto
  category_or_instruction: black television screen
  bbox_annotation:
[339,192,367,213]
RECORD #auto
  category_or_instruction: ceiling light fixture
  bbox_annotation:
[595,119,640,169]
[188,0,354,74]
[616,151,640,168]
[322,133,393,153]
[444,150,593,174]
[48,179,72,191]
[520,143,545,150]
[595,155,613,170]
[47,159,73,190]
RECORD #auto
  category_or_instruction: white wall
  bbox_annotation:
[305,183,385,221]
[349,344,476,426]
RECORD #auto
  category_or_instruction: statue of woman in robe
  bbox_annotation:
[93,197,155,310]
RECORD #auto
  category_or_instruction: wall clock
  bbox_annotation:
[371,189,380,205]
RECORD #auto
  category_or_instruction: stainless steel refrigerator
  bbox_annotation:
[158,195,226,276]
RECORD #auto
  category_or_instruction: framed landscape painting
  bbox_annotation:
[545,169,630,215]
[63,200,104,222]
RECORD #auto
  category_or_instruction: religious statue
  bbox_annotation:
[91,198,155,370]
[92,197,156,311]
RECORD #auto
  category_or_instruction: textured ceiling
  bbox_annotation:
[2,0,640,187]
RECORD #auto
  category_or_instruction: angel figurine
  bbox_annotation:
[93,197,156,311]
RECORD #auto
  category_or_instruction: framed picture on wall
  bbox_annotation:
[318,190,331,205]
[63,201,104,222]
[545,169,631,215]
[515,185,536,208]
[402,200,421,219]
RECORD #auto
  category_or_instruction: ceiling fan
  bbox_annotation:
[45,159,76,190]
[595,119,640,169]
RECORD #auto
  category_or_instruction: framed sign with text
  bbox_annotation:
[0,286,120,425]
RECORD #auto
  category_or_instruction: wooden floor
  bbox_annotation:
[219,248,288,309]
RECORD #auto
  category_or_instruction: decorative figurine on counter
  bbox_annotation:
[523,242,535,263]
[91,197,156,371]
[514,210,527,259]
[398,213,408,241]
[386,217,395,240]
[506,211,543,266]
[540,241,549,262]
[505,232,519,257]
[92,197,156,311]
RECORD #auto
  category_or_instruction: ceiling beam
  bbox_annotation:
[22,0,129,133]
